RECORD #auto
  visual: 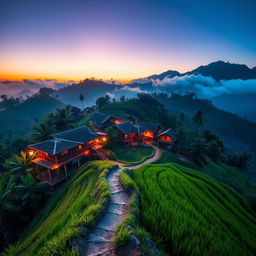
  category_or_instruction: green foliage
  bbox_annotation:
[133,163,256,256]
[96,95,111,109]
[0,94,64,132]
[101,96,177,129]
[120,169,137,192]
[114,224,132,247]
[3,161,115,256]
[110,144,155,165]
[192,109,205,128]
[53,105,75,132]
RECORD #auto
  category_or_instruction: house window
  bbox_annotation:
[60,150,69,156]
[78,145,82,150]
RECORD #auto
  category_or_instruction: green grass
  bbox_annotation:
[154,150,256,204]
[133,163,256,256]
[3,161,115,256]
[112,144,155,165]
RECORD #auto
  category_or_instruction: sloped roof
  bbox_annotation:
[90,113,111,124]
[115,121,138,134]
[138,122,161,133]
[52,126,101,144]
[29,138,80,155]
[159,128,176,139]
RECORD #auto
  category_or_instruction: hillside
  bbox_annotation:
[0,94,64,132]
[156,94,256,155]
[133,163,256,256]
[3,161,114,256]
[56,79,119,108]
[100,96,177,129]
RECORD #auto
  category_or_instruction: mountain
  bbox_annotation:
[147,70,181,80]
[55,79,119,108]
[186,61,256,81]
[0,94,64,132]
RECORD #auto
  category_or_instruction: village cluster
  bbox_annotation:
[28,112,176,185]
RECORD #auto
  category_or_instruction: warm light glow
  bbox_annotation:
[142,131,154,138]
[84,150,90,155]
[102,137,107,142]
[78,145,82,150]
[95,139,99,143]
[114,120,121,124]
[52,164,59,170]
[28,150,34,156]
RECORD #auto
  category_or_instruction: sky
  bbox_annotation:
[0,0,256,81]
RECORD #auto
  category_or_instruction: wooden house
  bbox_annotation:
[114,121,139,144]
[138,122,161,143]
[28,126,107,186]
[158,128,176,145]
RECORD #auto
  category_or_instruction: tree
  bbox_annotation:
[191,139,207,166]
[53,105,75,132]
[31,119,56,142]
[226,153,252,171]
[79,94,85,110]
[96,95,110,109]
[178,112,185,125]
[192,110,205,130]
[4,151,34,181]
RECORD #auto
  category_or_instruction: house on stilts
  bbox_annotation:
[27,126,107,186]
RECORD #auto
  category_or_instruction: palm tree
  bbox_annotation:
[0,176,18,246]
[14,174,45,207]
[192,110,204,130]
[31,119,55,142]
[79,94,85,110]
[4,151,34,181]
[53,105,75,132]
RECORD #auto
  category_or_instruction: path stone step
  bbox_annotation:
[109,184,124,193]
[110,191,129,205]
[86,241,113,256]
[96,211,125,232]
[108,203,126,215]
[87,228,115,242]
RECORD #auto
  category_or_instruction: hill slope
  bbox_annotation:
[133,163,256,256]
[0,94,64,132]
[3,161,114,256]
[56,79,119,108]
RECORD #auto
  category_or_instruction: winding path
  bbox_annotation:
[83,145,161,256]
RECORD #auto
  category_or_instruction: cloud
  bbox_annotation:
[151,74,256,98]
[0,79,68,97]
[105,85,144,99]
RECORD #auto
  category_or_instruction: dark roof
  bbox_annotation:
[29,138,80,155]
[90,113,111,124]
[138,122,161,133]
[112,113,130,120]
[115,121,138,134]
[159,128,176,139]
[52,126,101,144]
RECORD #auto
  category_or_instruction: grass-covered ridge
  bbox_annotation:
[3,161,115,256]
[133,163,256,256]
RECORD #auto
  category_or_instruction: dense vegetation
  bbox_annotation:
[3,161,115,256]
[0,94,64,132]
[133,163,256,256]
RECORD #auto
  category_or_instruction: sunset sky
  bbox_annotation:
[0,0,256,81]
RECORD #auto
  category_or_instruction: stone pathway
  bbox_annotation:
[82,145,161,256]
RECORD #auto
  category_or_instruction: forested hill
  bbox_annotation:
[55,79,119,108]
[156,93,256,154]
[0,94,64,132]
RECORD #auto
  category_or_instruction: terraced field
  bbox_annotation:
[133,163,256,256]
[3,161,114,256]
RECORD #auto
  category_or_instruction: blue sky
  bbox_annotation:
[0,0,255,80]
